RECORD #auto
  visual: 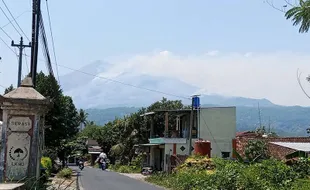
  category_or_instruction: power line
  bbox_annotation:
[56,63,190,100]
[200,115,222,153]
[1,0,31,42]
[0,24,12,40]
[0,10,30,41]
[24,48,29,73]
[1,10,30,29]
[22,54,190,100]
[0,5,23,38]
[45,0,60,83]
[0,35,17,55]
[39,13,54,76]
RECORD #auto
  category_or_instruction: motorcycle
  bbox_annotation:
[78,161,84,170]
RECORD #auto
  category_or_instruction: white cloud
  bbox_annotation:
[105,50,310,106]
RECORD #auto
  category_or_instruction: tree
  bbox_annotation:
[35,72,79,165]
[78,109,88,129]
[94,97,186,165]
[4,84,14,94]
[266,0,310,33]
[245,139,269,162]
[285,0,310,33]
[79,124,101,139]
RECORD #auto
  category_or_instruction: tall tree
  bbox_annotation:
[285,0,310,33]
[4,84,14,94]
[78,109,88,130]
[36,72,79,164]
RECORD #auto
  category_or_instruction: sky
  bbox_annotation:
[0,0,310,106]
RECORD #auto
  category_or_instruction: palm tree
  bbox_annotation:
[78,109,88,130]
[285,0,310,33]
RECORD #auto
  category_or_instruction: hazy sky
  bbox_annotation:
[0,0,310,106]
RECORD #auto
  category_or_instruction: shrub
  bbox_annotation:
[85,154,91,161]
[41,157,52,176]
[245,139,269,162]
[176,155,215,172]
[116,165,140,173]
[57,168,72,179]
[147,158,300,190]
[291,157,310,178]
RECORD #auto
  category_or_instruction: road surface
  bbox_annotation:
[76,167,165,190]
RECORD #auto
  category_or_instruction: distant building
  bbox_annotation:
[136,107,237,172]
[86,139,103,165]
[236,131,310,160]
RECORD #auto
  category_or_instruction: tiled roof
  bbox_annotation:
[270,142,310,152]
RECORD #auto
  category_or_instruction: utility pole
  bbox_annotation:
[11,37,31,87]
[30,0,41,88]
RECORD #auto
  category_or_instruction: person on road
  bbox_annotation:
[97,151,107,170]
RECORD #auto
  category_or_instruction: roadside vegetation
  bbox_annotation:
[146,155,310,190]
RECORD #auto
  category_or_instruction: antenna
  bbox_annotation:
[268,116,271,134]
[258,102,262,128]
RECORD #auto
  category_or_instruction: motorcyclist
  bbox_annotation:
[78,157,84,170]
[98,152,107,170]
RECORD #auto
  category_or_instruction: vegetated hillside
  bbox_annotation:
[86,105,310,137]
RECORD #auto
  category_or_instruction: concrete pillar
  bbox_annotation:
[0,77,49,182]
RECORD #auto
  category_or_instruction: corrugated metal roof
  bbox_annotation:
[270,142,310,152]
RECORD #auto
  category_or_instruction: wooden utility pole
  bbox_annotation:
[11,37,31,87]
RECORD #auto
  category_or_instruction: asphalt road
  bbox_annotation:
[75,167,165,190]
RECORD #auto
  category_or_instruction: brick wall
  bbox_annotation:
[236,136,310,160]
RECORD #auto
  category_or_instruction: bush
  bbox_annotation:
[291,157,310,178]
[115,165,140,173]
[41,157,53,176]
[57,168,72,179]
[176,155,215,172]
[147,157,300,190]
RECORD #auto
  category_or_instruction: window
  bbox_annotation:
[222,152,230,158]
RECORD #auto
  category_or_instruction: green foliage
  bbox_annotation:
[86,105,310,137]
[112,165,141,173]
[3,84,14,94]
[41,157,52,176]
[57,168,72,179]
[36,72,80,166]
[245,139,269,162]
[291,157,310,178]
[285,0,310,33]
[147,158,300,190]
[79,124,101,139]
[291,179,310,190]
[110,154,144,173]
[83,97,188,165]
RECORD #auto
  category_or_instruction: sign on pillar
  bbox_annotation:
[6,116,33,180]
[0,77,49,183]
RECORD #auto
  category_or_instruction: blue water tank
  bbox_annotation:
[193,96,200,109]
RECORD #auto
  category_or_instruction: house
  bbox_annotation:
[136,106,236,172]
[86,139,103,165]
[236,132,310,160]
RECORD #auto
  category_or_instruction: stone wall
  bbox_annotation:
[236,136,310,160]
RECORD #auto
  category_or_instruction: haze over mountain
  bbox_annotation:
[59,61,310,137]
[61,61,277,108]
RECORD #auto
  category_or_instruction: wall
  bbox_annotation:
[198,107,236,158]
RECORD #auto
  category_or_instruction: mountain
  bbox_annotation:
[59,61,310,136]
[200,94,276,107]
[60,61,278,108]
[85,105,310,137]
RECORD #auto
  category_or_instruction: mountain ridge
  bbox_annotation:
[85,105,310,137]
